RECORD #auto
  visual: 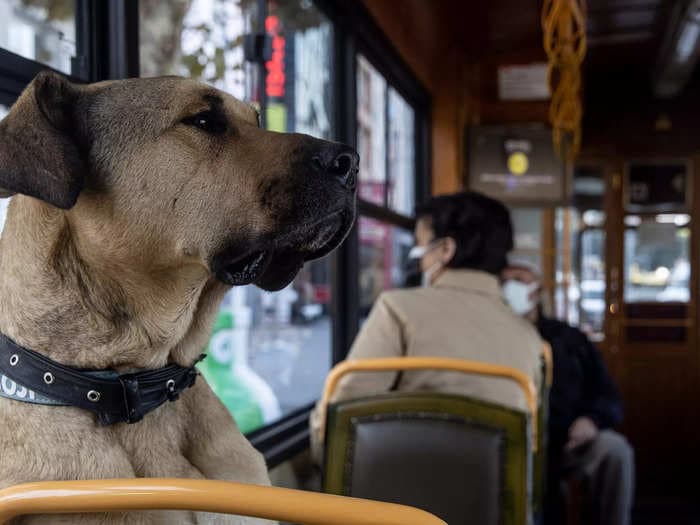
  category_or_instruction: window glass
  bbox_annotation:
[265,1,333,138]
[358,216,413,318]
[509,208,543,269]
[552,166,608,339]
[624,215,691,303]
[555,207,608,339]
[579,226,605,336]
[0,106,9,235]
[140,0,258,101]
[387,88,415,215]
[0,198,8,235]
[139,0,335,433]
[0,0,76,74]
[554,208,580,324]
[356,55,386,206]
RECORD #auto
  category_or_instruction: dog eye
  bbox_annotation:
[182,110,226,134]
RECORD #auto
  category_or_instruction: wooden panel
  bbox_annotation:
[621,359,699,499]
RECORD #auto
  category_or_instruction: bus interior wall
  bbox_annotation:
[365,0,700,517]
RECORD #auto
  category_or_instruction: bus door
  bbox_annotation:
[600,159,697,502]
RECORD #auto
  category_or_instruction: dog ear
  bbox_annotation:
[0,70,85,209]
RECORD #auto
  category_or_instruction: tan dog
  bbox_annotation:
[0,71,357,524]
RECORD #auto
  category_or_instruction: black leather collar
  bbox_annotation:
[0,332,203,425]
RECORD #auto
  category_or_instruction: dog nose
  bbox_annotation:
[312,145,359,190]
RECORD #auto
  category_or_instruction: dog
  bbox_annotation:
[0,71,357,524]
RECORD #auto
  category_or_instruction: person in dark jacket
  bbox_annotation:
[501,263,634,525]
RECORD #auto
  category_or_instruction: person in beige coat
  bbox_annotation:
[310,191,544,462]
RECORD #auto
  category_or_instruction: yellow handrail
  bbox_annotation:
[320,357,539,451]
[542,343,554,388]
[0,478,446,525]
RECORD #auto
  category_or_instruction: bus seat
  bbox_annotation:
[318,357,540,525]
[0,478,446,525]
[533,343,553,520]
[323,392,532,525]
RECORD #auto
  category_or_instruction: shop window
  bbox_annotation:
[358,217,413,318]
[139,0,335,433]
[265,1,333,139]
[0,0,76,74]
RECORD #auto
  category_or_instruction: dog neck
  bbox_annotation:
[0,197,228,370]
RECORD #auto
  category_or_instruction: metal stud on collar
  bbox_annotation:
[9,354,18,366]
[43,372,54,385]
[166,379,176,392]
[87,390,101,402]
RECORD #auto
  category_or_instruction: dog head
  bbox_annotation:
[0,72,357,291]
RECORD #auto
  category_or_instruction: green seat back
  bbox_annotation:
[533,356,551,518]
[323,392,533,525]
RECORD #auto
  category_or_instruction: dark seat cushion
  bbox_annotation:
[349,417,504,525]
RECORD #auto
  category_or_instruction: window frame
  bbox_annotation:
[319,0,431,363]
[0,0,431,469]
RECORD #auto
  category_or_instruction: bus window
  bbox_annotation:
[554,210,607,340]
[0,0,76,75]
[139,0,336,433]
[624,215,691,304]
[509,208,543,270]
[356,53,418,321]
[0,104,11,235]
[387,89,415,215]
[358,217,413,319]
[579,224,606,336]
[357,55,386,207]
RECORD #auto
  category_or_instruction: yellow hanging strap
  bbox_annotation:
[542,0,587,160]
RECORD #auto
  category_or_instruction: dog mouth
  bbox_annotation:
[213,208,353,291]
[217,250,273,287]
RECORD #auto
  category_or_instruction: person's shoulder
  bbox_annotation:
[509,312,546,348]
[537,316,569,332]
[376,286,447,318]
[378,287,430,309]
[538,316,588,343]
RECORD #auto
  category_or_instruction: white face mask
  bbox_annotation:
[421,262,443,288]
[409,240,443,288]
[502,280,539,315]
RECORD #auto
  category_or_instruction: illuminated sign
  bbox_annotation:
[469,125,566,204]
[507,152,529,175]
[504,139,531,177]
[265,16,285,98]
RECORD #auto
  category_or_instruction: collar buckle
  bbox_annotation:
[119,374,144,423]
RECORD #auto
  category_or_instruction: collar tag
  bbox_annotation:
[0,373,66,406]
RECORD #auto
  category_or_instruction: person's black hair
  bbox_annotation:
[415,191,513,276]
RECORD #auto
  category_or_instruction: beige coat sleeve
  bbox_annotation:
[309,292,405,464]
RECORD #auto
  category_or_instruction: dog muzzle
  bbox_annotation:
[0,332,203,425]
